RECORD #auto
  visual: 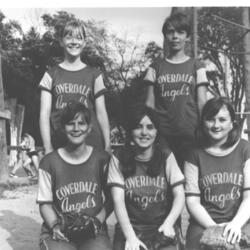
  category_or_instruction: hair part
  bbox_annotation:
[162,12,191,37]
[197,97,240,148]
[61,19,86,40]
[120,105,165,178]
[60,101,91,128]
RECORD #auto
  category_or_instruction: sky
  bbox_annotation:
[1,7,171,45]
[1,1,250,46]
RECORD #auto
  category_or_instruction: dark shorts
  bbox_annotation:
[40,225,111,250]
[112,224,182,250]
[27,150,38,157]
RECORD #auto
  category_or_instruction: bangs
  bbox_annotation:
[203,103,222,121]
[126,105,159,132]
[169,19,190,33]
[60,101,91,126]
[63,26,85,39]
[61,20,86,39]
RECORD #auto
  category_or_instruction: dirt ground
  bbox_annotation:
[0,182,189,250]
[0,184,41,250]
[0,182,118,250]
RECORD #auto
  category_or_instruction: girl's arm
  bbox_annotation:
[39,203,68,241]
[111,187,147,250]
[223,160,250,244]
[94,75,111,153]
[196,66,208,115]
[186,196,217,228]
[145,85,155,109]
[158,184,185,237]
[184,160,216,228]
[144,67,156,109]
[40,90,53,154]
[197,85,207,115]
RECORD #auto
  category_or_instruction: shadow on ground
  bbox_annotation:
[0,210,40,250]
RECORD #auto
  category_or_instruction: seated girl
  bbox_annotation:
[108,105,185,250]
[184,97,250,250]
[37,101,112,250]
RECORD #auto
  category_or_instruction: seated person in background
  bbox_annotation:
[9,133,39,179]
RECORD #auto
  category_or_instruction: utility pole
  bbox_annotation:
[0,54,10,183]
[242,7,250,140]
[0,55,10,183]
[192,7,198,58]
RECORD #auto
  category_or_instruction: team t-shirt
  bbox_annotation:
[37,147,109,216]
[107,151,185,226]
[184,139,250,223]
[39,64,106,148]
[144,57,207,138]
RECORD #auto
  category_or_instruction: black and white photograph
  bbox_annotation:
[1,2,250,250]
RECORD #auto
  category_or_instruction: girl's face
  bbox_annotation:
[61,28,85,58]
[203,105,233,145]
[64,112,90,146]
[164,24,189,53]
[131,115,157,150]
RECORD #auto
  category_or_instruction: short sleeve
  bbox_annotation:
[107,154,125,188]
[37,168,53,203]
[184,160,200,197]
[144,66,156,85]
[38,72,53,92]
[165,152,185,188]
[94,74,107,99]
[195,60,208,85]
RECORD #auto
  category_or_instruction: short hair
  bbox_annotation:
[197,97,240,148]
[60,101,91,127]
[61,19,86,40]
[162,12,191,37]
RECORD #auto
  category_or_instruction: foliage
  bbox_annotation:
[198,7,245,112]
[1,10,163,145]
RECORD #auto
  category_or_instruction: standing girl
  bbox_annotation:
[39,19,110,155]
[37,101,112,250]
[108,105,185,250]
[144,13,208,170]
[184,97,250,250]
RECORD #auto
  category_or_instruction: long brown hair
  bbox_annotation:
[119,105,166,178]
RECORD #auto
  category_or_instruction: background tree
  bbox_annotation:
[1,10,163,145]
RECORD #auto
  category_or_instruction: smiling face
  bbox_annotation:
[64,112,90,146]
[131,115,157,150]
[203,105,233,146]
[61,28,85,59]
[164,24,189,53]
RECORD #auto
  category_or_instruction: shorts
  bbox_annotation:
[27,151,38,157]
[112,224,182,250]
[40,224,111,250]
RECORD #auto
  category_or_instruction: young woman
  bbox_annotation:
[108,105,185,250]
[37,101,112,250]
[184,97,250,250]
[39,19,110,155]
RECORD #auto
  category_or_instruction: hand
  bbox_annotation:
[222,222,241,244]
[158,222,176,239]
[52,225,69,242]
[105,145,112,155]
[125,236,148,250]
[45,145,54,155]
